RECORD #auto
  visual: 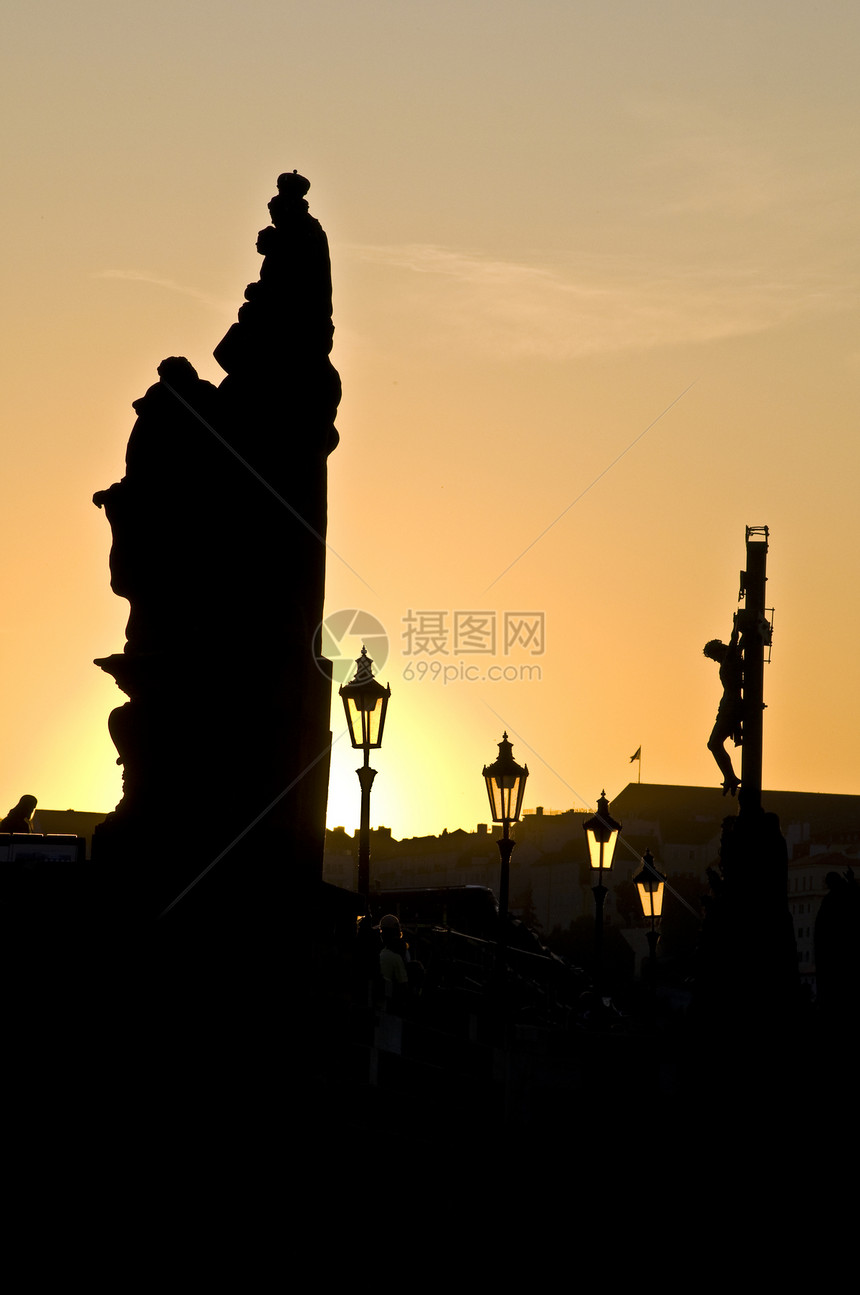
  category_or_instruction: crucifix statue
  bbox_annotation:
[704,527,771,809]
[703,623,744,796]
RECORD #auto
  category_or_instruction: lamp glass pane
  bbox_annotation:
[345,694,384,748]
[587,827,618,872]
[485,775,501,822]
[636,880,652,918]
[485,771,525,822]
[636,878,664,918]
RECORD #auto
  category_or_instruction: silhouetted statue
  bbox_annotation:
[92,173,340,920]
[704,624,743,795]
[0,795,37,832]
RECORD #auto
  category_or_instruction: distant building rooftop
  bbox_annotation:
[30,809,107,859]
[611,783,860,838]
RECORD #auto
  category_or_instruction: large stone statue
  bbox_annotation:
[92,173,339,923]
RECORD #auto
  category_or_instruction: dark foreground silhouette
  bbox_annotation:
[92,172,339,924]
[0,794,36,832]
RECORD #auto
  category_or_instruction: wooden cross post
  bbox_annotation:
[739,525,769,815]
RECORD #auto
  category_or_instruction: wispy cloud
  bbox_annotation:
[95,269,233,313]
[348,240,859,361]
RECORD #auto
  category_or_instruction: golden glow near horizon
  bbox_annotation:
[2,3,860,840]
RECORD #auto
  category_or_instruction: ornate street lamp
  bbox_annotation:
[634,849,666,984]
[583,791,620,875]
[482,732,529,946]
[582,791,621,1009]
[339,646,390,903]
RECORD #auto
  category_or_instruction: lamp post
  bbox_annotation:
[634,849,666,988]
[583,791,621,1010]
[482,733,529,963]
[339,646,390,905]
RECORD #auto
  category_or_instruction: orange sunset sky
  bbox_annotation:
[2,2,859,840]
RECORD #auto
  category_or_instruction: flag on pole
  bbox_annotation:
[629,747,641,763]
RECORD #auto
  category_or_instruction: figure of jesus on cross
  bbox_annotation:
[703,620,744,797]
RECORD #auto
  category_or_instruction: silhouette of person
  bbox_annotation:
[378,914,408,991]
[0,794,37,832]
[704,627,743,795]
